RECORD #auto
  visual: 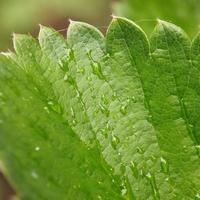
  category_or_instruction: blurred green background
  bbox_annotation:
[114,0,200,36]
[1,0,200,199]
[0,0,115,51]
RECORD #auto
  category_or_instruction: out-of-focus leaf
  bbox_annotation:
[114,0,200,36]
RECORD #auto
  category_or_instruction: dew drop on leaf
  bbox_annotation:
[59,59,69,72]
[44,106,50,114]
[195,145,200,155]
[101,94,109,105]
[120,163,126,174]
[146,172,159,199]
[64,73,74,84]
[139,168,144,177]
[130,161,139,178]
[183,145,188,153]
[150,155,156,161]
[72,119,77,126]
[63,74,68,81]
[120,104,128,115]
[31,171,38,179]
[35,146,40,151]
[121,185,127,196]
[99,128,108,138]
[131,96,137,103]
[160,157,169,173]
[70,107,76,119]
[91,61,104,80]
[111,134,120,149]
[87,76,92,81]
[136,146,144,154]
[48,101,62,114]
[97,195,102,199]
[112,92,117,100]
[34,87,39,92]
[68,48,75,61]
[99,103,109,117]
[76,67,85,74]
[195,193,200,199]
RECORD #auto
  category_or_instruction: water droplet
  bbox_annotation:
[59,58,69,72]
[146,172,152,179]
[87,50,104,79]
[189,124,194,128]
[183,145,188,152]
[101,94,109,105]
[91,61,104,80]
[136,146,144,154]
[195,145,200,150]
[150,155,156,161]
[64,73,74,84]
[195,145,200,155]
[120,104,128,115]
[97,195,102,199]
[120,178,128,197]
[146,172,159,199]
[99,128,108,138]
[71,107,75,118]
[48,101,62,114]
[98,181,102,185]
[63,73,68,81]
[70,107,76,125]
[87,76,92,81]
[68,48,75,61]
[31,171,38,179]
[44,106,50,113]
[160,157,169,173]
[147,114,153,121]
[34,87,39,92]
[110,167,114,172]
[131,96,137,103]
[104,53,110,60]
[77,67,85,74]
[195,193,200,199]
[47,101,53,106]
[89,87,94,92]
[35,146,40,151]
[130,161,139,178]
[139,168,144,177]
[120,163,126,174]
[112,92,117,100]
[99,103,109,117]
[111,134,120,149]
[121,186,127,196]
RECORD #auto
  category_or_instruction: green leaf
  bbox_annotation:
[0,17,200,199]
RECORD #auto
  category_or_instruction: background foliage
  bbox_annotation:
[114,0,200,36]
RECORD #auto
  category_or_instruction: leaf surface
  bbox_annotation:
[0,17,200,200]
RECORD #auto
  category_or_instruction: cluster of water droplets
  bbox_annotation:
[43,100,62,115]
[87,50,105,80]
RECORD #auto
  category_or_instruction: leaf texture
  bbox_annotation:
[0,17,200,200]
